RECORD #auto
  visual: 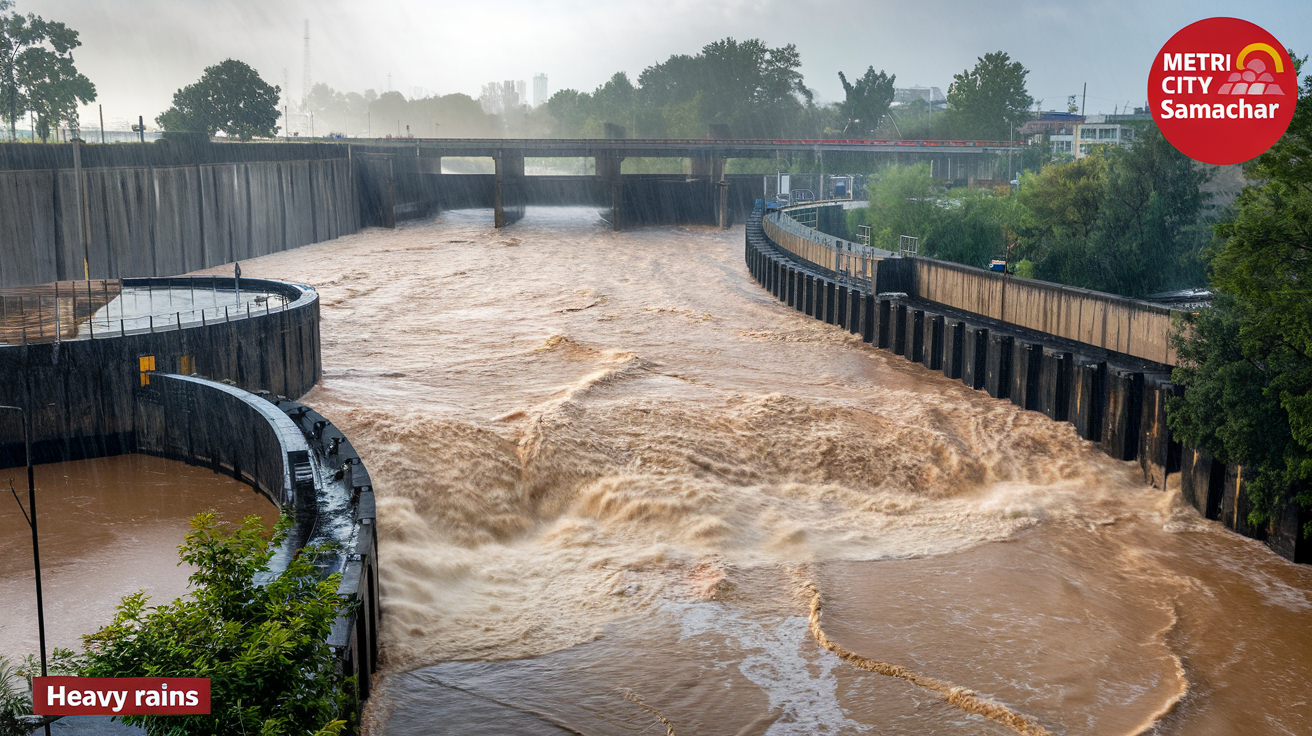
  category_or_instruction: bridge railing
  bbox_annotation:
[0,276,311,346]
[764,201,899,289]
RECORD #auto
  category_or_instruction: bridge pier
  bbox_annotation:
[691,154,731,229]
[493,152,525,228]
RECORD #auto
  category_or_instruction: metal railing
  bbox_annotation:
[0,276,301,346]
[767,200,899,289]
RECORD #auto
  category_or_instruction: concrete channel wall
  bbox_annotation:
[135,374,380,725]
[746,204,1309,563]
[0,276,321,467]
[0,142,359,289]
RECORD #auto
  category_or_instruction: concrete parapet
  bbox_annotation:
[914,256,1178,365]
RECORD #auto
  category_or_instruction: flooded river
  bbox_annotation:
[205,207,1310,736]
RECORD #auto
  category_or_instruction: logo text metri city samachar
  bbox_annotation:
[1159,45,1286,120]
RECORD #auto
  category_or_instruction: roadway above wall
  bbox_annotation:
[346,137,1027,158]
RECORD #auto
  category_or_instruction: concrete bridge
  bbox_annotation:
[353,132,1024,230]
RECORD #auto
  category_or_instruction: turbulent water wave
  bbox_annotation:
[323,325,1147,670]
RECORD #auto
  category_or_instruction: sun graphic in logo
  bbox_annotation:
[1218,43,1287,96]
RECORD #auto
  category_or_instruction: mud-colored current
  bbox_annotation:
[0,454,276,659]
[197,207,1309,735]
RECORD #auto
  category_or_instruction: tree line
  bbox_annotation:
[846,122,1211,298]
[155,37,1037,144]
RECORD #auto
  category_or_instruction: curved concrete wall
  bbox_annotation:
[0,276,320,466]
[134,373,380,720]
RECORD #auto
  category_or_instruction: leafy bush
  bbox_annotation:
[81,513,350,736]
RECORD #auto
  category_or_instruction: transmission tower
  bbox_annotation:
[301,20,311,108]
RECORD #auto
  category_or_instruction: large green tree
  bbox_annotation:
[1169,62,1312,535]
[157,59,279,140]
[0,1,94,140]
[20,43,93,141]
[837,66,895,136]
[545,37,815,139]
[946,51,1033,141]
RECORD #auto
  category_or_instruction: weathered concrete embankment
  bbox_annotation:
[0,142,359,289]
[746,202,1309,563]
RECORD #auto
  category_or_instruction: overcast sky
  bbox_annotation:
[25,0,1312,130]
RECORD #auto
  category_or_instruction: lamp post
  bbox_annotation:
[1,403,48,733]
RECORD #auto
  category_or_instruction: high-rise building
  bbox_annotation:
[533,74,548,107]
[515,80,527,107]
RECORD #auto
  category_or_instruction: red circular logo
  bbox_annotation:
[1149,17,1297,165]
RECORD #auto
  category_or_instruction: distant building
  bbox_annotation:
[892,86,946,112]
[514,80,526,107]
[533,74,548,107]
[1018,111,1084,137]
[1050,122,1137,158]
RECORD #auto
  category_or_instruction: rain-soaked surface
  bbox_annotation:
[0,454,277,659]
[78,282,287,337]
[152,206,1312,734]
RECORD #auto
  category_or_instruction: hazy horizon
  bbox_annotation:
[23,0,1312,132]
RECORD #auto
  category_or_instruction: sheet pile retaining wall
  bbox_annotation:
[746,204,1308,563]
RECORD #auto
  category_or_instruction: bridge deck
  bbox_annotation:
[351,138,1025,158]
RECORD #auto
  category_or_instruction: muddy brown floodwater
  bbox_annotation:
[200,207,1311,736]
[0,454,277,660]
